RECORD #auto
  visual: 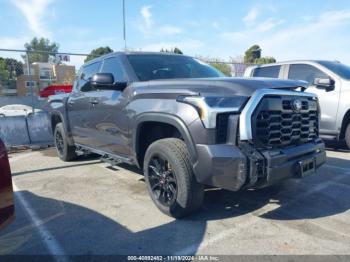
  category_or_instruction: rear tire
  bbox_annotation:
[54,123,77,161]
[345,123,350,150]
[144,138,204,218]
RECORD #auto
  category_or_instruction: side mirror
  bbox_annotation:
[90,73,127,91]
[313,77,335,91]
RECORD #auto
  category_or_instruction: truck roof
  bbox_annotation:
[84,51,185,67]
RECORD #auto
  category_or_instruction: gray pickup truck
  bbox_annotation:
[50,52,326,218]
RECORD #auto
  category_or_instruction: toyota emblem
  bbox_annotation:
[292,99,302,112]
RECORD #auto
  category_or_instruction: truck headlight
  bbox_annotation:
[177,96,248,128]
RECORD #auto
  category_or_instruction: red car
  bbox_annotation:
[39,84,73,98]
[0,139,14,229]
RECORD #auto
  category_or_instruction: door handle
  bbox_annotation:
[68,100,75,106]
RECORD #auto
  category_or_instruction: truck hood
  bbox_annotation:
[131,77,308,98]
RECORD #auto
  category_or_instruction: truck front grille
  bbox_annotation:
[252,95,319,148]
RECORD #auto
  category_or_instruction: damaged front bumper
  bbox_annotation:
[193,139,326,191]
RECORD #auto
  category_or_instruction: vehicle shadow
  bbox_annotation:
[2,157,349,255]
[324,140,350,152]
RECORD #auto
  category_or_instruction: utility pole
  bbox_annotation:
[123,0,127,50]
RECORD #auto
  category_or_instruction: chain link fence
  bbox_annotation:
[0,49,88,148]
[0,49,88,113]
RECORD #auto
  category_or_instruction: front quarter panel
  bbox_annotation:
[337,81,350,134]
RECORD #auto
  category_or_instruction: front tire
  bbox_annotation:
[345,123,350,150]
[54,123,77,161]
[144,138,204,218]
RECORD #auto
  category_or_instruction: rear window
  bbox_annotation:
[253,66,280,78]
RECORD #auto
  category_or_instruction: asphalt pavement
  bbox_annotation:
[1,147,350,257]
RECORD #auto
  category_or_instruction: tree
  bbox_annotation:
[23,37,59,63]
[210,62,231,76]
[254,56,276,64]
[85,47,114,62]
[243,45,276,64]
[244,45,261,64]
[160,47,183,54]
[3,58,23,77]
[0,59,9,82]
[0,57,23,84]
[173,47,183,54]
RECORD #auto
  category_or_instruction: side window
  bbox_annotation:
[288,64,327,84]
[100,57,127,82]
[253,66,281,78]
[73,68,82,92]
[79,62,101,92]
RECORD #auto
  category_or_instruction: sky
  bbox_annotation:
[1,0,350,67]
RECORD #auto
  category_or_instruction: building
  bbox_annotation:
[16,62,75,96]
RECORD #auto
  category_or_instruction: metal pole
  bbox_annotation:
[123,0,127,50]
[26,52,34,114]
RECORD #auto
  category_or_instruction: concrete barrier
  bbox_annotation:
[0,113,53,148]
[0,116,30,147]
[27,113,53,144]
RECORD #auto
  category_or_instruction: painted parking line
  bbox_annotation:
[12,183,69,262]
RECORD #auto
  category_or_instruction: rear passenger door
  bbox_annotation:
[87,56,131,156]
[67,61,102,147]
[287,64,339,133]
[252,65,282,78]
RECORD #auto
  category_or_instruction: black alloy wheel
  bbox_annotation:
[148,155,177,206]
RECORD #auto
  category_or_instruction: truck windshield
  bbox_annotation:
[318,61,350,80]
[127,54,225,81]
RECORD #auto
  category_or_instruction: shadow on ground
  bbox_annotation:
[2,154,350,255]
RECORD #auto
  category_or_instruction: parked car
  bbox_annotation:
[0,138,14,229]
[39,84,73,98]
[244,60,350,149]
[0,104,41,117]
[49,52,326,218]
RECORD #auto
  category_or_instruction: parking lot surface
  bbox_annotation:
[1,147,350,256]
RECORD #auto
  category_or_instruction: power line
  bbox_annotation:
[0,48,89,56]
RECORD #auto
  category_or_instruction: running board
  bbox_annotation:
[100,154,123,166]
[75,144,133,166]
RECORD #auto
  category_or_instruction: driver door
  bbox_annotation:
[88,56,130,156]
[287,63,339,134]
[67,61,102,147]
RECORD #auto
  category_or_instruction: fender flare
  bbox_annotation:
[50,111,75,146]
[133,112,198,164]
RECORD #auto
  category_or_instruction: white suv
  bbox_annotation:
[244,60,350,149]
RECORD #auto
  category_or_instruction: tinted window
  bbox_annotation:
[101,57,127,82]
[288,64,327,84]
[127,55,224,81]
[79,62,101,92]
[318,61,350,80]
[253,66,280,78]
